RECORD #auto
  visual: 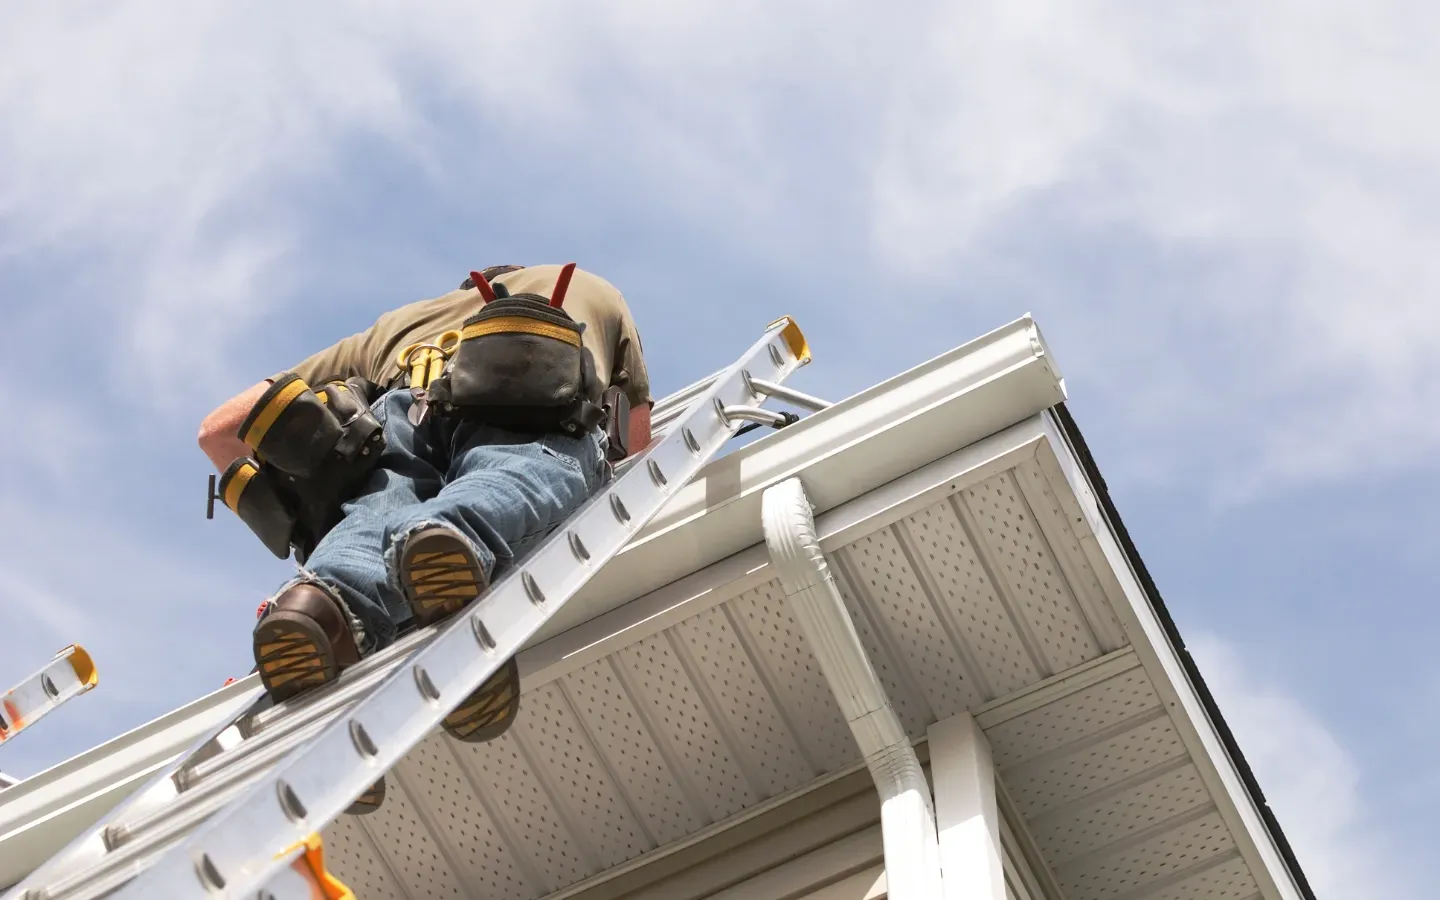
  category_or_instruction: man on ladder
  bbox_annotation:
[197,263,652,814]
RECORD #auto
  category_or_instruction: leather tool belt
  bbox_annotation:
[420,265,630,458]
[216,263,635,558]
[219,374,385,561]
[424,294,606,435]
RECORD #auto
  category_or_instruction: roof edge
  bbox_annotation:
[1048,401,1316,900]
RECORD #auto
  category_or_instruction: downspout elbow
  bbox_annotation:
[761,477,942,899]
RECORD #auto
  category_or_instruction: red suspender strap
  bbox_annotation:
[550,262,576,309]
[469,271,498,304]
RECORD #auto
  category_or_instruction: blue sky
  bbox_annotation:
[1,4,1434,896]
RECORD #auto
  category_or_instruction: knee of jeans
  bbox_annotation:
[381,518,493,592]
[269,573,376,652]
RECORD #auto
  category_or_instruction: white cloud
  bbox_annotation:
[1188,633,1419,900]
[6,2,1438,498]
[867,1,1440,499]
[0,2,814,404]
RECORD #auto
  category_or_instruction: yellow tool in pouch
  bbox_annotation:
[396,329,461,391]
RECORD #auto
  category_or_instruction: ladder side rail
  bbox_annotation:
[106,319,808,900]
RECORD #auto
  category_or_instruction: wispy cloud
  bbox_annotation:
[865,1,1440,499]
[0,2,815,402]
[1188,632,1420,899]
[6,2,1438,498]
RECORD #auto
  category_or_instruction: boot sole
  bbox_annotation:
[443,656,522,744]
[255,593,380,813]
[346,777,386,816]
[254,610,340,704]
[397,528,520,743]
[399,528,489,628]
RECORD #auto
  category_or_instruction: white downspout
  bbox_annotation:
[762,477,943,899]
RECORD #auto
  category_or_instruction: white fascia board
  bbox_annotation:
[533,314,1065,643]
[1035,411,1312,900]
[0,679,259,889]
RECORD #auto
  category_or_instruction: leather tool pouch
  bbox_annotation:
[227,374,387,559]
[426,294,606,435]
[602,386,629,461]
[218,459,296,559]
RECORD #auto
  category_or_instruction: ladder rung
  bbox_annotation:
[99,633,436,856]
[651,369,724,418]
[237,629,432,740]
[4,684,271,898]
[108,713,327,853]
[45,808,201,900]
[183,659,394,792]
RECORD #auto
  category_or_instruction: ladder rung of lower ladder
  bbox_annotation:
[7,685,266,899]
[25,317,808,900]
[651,368,724,419]
[0,645,98,746]
[42,832,187,900]
[105,709,332,855]
[182,631,435,787]
[45,773,255,900]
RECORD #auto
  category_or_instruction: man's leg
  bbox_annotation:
[379,420,609,741]
[252,389,446,703]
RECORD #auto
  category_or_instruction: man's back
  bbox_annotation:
[279,264,652,414]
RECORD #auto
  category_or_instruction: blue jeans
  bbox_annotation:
[272,388,610,655]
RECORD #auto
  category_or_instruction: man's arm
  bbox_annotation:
[200,318,378,471]
[198,380,271,472]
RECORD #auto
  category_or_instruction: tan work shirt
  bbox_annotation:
[277,265,652,409]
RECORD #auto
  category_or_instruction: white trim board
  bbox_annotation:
[1037,412,1309,900]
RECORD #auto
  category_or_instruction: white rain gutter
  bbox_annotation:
[762,477,943,899]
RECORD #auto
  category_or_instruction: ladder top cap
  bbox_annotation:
[766,316,810,365]
[62,644,99,690]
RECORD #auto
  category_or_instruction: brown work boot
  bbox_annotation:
[253,583,382,815]
[441,656,522,744]
[397,526,520,743]
[252,582,362,705]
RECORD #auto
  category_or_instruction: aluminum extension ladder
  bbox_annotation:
[6,317,812,900]
[0,646,99,749]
